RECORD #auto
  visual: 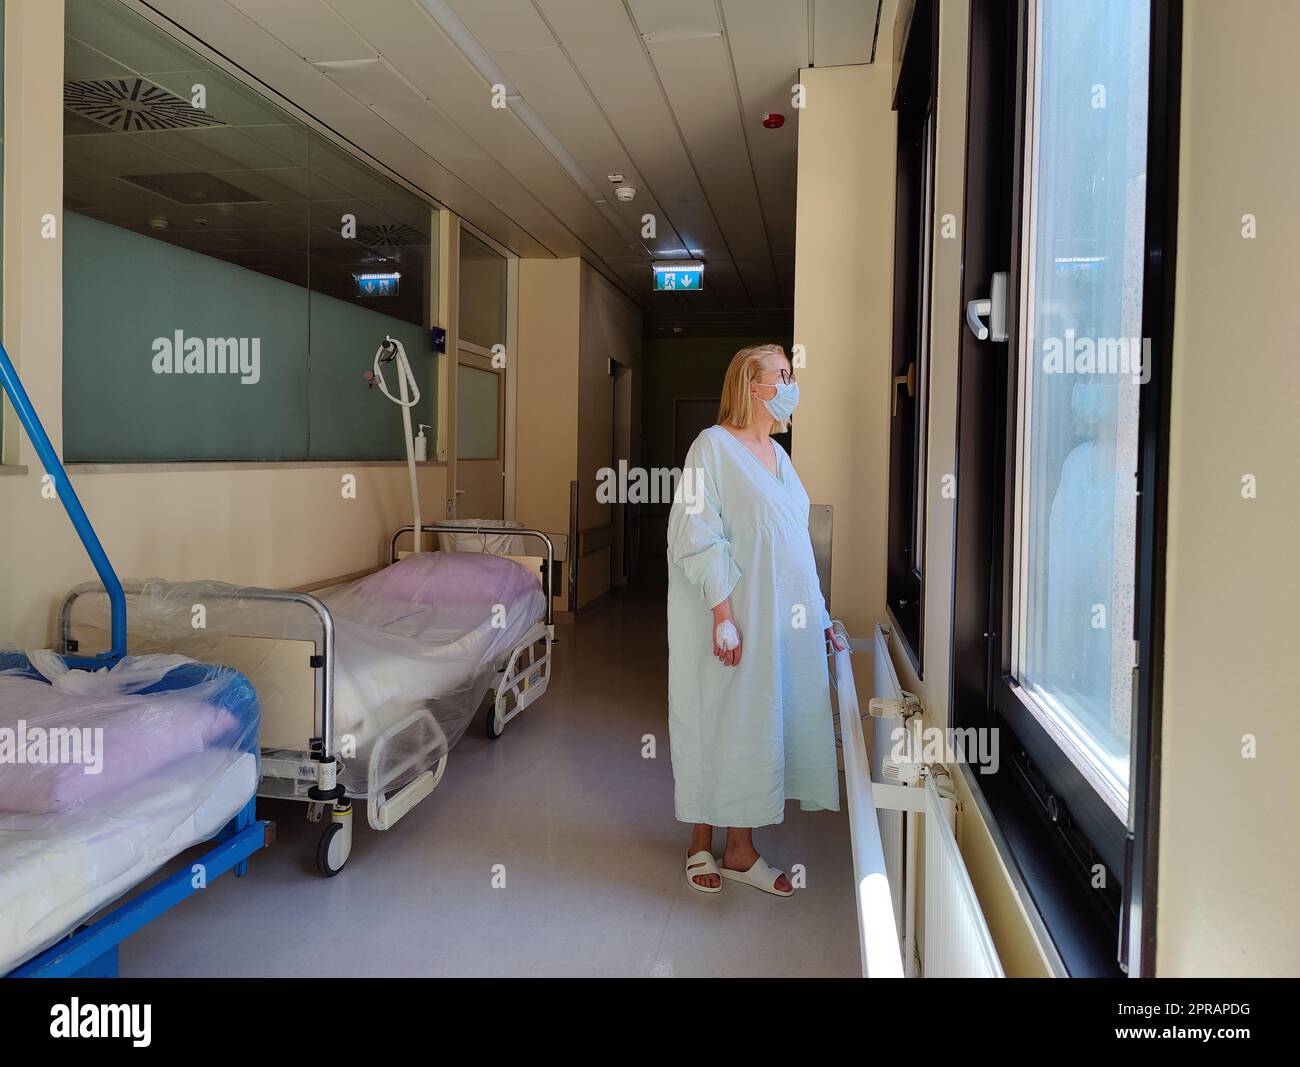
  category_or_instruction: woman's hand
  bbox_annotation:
[712,599,742,667]
[825,625,847,653]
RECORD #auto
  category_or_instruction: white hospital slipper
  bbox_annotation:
[685,850,723,893]
[719,856,794,897]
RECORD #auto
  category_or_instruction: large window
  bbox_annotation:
[953,0,1176,976]
[62,0,438,462]
[886,0,938,667]
[1013,0,1149,817]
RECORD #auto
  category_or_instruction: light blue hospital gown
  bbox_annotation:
[666,425,841,828]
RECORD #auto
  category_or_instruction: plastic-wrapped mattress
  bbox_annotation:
[0,651,259,973]
[325,552,546,763]
[60,551,547,799]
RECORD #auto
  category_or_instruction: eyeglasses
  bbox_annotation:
[760,369,795,386]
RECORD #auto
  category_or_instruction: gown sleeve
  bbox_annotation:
[667,434,742,609]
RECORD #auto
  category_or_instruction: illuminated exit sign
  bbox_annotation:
[653,260,704,292]
[354,272,400,297]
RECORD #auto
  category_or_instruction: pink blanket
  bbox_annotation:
[352,551,540,610]
[0,677,236,814]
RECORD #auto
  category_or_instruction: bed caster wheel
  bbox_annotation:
[486,708,503,740]
[317,824,346,876]
[316,804,352,877]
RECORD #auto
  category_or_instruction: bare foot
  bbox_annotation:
[686,851,721,889]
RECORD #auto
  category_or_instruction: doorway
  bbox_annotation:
[611,361,634,588]
[454,349,504,519]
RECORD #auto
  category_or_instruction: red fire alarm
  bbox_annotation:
[762,112,786,129]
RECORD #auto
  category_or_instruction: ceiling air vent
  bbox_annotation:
[356,223,428,248]
[64,78,224,132]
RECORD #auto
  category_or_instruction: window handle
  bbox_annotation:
[966,271,1008,342]
[891,362,915,416]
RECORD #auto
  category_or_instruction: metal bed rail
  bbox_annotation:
[58,579,340,777]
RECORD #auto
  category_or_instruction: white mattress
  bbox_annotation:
[0,749,257,974]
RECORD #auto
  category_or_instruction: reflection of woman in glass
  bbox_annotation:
[1042,379,1118,733]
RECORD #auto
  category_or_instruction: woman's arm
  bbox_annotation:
[668,435,742,627]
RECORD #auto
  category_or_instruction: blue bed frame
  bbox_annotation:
[7,799,270,978]
[0,341,273,978]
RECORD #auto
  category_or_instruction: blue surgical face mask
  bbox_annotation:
[760,379,800,422]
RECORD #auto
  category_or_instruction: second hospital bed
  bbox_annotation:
[56,524,559,875]
[0,650,266,976]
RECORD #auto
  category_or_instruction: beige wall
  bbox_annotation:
[516,257,640,611]
[792,61,895,642]
[515,258,580,538]
[1156,0,1300,977]
[0,0,446,650]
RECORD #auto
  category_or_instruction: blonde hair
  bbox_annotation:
[716,343,790,433]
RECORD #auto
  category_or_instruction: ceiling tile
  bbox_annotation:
[626,0,722,43]
[813,0,881,67]
[136,0,826,313]
[641,33,780,304]
[443,0,556,53]
[226,0,377,62]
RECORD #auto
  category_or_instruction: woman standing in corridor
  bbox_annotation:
[666,343,842,896]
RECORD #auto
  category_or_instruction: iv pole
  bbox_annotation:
[368,336,423,554]
[0,342,127,666]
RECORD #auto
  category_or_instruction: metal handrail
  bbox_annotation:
[390,523,556,628]
[0,343,126,666]
[829,622,906,978]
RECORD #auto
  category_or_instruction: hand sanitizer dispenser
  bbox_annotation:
[414,424,430,462]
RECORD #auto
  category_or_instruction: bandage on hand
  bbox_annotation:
[715,620,740,651]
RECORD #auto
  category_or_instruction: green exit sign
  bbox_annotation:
[653,261,704,292]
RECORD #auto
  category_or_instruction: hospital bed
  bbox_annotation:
[56,523,559,876]
[0,338,272,978]
[0,651,269,978]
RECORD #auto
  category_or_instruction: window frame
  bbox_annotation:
[951,0,1180,977]
[886,0,940,671]
[61,0,445,466]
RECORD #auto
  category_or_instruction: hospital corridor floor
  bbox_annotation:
[120,587,862,978]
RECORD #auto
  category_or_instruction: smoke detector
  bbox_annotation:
[614,185,636,203]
